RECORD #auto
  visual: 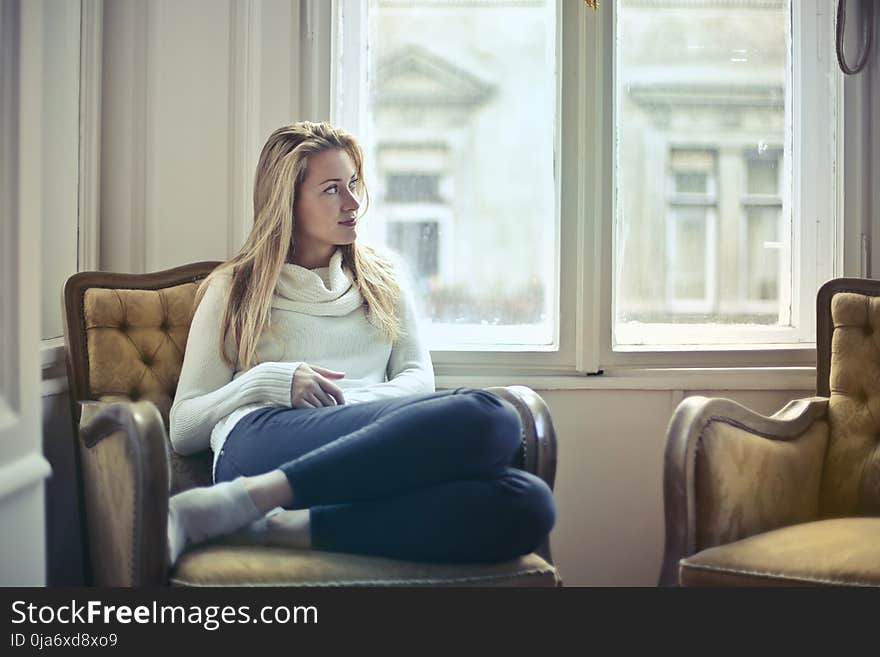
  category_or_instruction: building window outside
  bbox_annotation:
[742,147,783,311]
[665,149,718,314]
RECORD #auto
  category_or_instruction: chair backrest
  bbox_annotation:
[62,261,221,493]
[816,278,880,517]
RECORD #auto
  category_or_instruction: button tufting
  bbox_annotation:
[142,356,153,366]
[119,320,129,332]
[865,324,874,337]
[129,390,140,400]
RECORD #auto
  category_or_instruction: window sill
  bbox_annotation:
[436,366,816,391]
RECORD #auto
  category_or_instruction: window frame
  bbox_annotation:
[333,0,589,377]
[330,0,857,382]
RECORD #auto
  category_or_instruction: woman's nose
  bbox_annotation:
[342,187,360,211]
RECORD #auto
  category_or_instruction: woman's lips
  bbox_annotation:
[338,219,357,226]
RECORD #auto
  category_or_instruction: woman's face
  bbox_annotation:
[293,148,361,259]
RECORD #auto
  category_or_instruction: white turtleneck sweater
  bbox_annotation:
[168,249,435,480]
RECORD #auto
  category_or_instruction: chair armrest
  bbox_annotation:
[485,386,558,491]
[659,395,829,586]
[78,400,170,586]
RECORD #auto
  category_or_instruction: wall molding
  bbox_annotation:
[228,0,262,257]
[0,451,52,504]
[133,0,147,273]
[0,0,20,413]
[300,0,332,121]
[78,0,102,272]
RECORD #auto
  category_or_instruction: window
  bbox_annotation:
[613,0,838,351]
[386,173,441,203]
[336,0,558,353]
[334,0,844,375]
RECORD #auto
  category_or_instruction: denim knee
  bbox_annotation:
[499,469,556,557]
[454,389,522,464]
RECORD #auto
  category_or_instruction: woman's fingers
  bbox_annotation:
[312,387,337,407]
[310,365,346,379]
[318,377,346,405]
[302,391,322,408]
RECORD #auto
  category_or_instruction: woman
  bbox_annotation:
[167,121,555,565]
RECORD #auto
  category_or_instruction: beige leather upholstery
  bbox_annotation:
[822,293,880,517]
[82,281,213,492]
[660,278,880,587]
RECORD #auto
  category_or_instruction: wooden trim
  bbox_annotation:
[227,0,260,257]
[0,0,20,413]
[0,451,52,502]
[78,0,103,272]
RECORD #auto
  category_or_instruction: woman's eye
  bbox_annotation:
[348,180,358,191]
[324,185,338,194]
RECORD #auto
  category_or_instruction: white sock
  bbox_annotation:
[227,509,312,550]
[167,477,262,565]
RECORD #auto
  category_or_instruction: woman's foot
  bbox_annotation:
[228,509,312,550]
[264,509,312,549]
[167,477,263,565]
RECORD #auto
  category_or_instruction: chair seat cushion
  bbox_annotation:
[171,543,559,587]
[680,518,880,586]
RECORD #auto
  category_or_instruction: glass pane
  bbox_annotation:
[361,0,557,349]
[746,207,780,302]
[387,221,440,292]
[675,173,707,194]
[386,174,441,203]
[615,0,790,342]
[746,152,780,195]
[668,208,707,301]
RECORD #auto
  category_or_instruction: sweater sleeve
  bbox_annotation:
[343,268,435,404]
[169,275,299,455]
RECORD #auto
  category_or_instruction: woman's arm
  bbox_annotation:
[344,278,435,404]
[169,275,299,455]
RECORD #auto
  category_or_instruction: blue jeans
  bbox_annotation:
[214,388,556,563]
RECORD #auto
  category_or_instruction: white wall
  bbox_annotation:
[100,0,306,273]
[543,387,810,586]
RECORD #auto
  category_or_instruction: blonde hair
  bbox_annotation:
[194,121,402,370]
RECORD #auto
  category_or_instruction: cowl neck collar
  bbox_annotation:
[272,249,363,315]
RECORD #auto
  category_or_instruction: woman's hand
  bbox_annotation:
[291,363,346,408]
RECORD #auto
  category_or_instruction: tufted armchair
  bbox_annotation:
[62,262,561,587]
[659,278,880,586]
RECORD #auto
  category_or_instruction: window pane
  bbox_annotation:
[668,208,708,301]
[614,0,790,344]
[746,206,780,303]
[387,221,440,288]
[360,0,557,349]
[675,173,707,195]
[745,151,780,195]
[386,174,441,203]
